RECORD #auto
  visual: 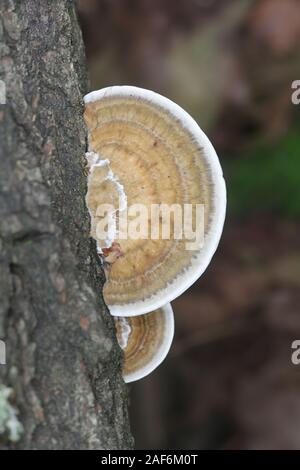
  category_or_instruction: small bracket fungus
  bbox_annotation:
[84,86,226,317]
[114,303,174,383]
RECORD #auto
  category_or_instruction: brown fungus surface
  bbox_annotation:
[84,86,226,316]
[114,303,174,383]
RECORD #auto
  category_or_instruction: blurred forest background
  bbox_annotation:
[78,0,300,449]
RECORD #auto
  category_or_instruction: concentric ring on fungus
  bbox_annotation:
[84,86,226,317]
[114,303,174,383]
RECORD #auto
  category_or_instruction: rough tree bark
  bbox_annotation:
[0,0,133,449]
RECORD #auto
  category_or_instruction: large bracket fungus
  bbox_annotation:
[84,86,226,381]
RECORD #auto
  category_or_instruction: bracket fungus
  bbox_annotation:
[84,85,226,318]
[114,303,174,383]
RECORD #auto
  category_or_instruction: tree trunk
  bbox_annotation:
[0,0,133,450]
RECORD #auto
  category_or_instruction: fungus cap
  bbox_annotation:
[115,303,174,383]
[85,86,226,317]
